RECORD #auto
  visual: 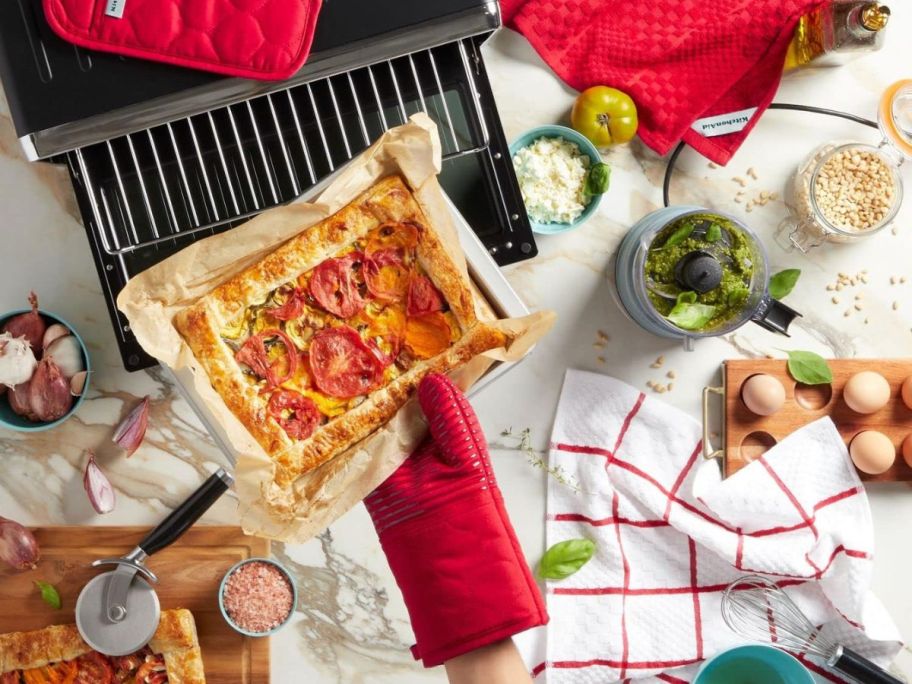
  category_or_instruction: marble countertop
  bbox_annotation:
[1,9,911,682]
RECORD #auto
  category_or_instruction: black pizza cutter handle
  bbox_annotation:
[138,468,234,557]
[832,647,904,684]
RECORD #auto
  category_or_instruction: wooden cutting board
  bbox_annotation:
[0,526,269,683]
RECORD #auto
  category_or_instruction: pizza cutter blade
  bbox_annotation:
[76,468,233,656]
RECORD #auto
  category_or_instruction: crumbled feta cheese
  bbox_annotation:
[512,136,591,224]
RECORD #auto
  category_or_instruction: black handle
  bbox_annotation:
[833,647,904,684]
[138,469,233,556]
[751,297,802,336]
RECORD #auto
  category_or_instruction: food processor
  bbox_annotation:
[614,206,801,350]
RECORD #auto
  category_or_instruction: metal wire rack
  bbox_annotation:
[67,40,488,259]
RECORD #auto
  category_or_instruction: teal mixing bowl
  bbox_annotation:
[694,644,814,684]
[509,125,604,235]
[0,309,90,432]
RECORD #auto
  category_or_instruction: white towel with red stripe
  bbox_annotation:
[517,369,902,683]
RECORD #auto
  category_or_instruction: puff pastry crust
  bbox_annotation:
[0,608,205,681]
[174,175,506,486]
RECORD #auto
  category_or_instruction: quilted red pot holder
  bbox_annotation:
[44,0,322,81]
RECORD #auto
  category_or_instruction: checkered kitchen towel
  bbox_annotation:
[517,369,902,683]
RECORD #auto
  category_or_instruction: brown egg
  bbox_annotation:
[903,434,912,469]
[849,430,896,475]
[901,376,912,411]
[741,374,786,416]
[843,371,891,414]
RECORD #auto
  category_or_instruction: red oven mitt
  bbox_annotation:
[364,373,547,668]
[43,0,322,81]
[500,0,825,164]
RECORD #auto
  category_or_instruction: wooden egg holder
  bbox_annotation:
[717,359,912,481]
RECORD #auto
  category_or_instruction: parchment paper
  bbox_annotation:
[118,114,554,542]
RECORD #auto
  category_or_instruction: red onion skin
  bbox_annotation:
[8,381,37,420]
[28,358,73,422]
[0,516,40,571]
[2,292,46,356]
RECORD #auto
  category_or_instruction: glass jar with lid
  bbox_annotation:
[783,79,911,251]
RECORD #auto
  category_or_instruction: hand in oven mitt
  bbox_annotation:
[364,373,548,668]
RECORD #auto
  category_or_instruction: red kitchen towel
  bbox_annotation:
[515,370,902,683]
[500,0,825,164]
[44,0,322,81]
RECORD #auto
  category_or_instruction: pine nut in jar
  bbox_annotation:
[781,80,911,252]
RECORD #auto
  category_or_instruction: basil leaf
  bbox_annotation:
[769,269,801,300]
[786,350,833,385]
[706,223,723,242]
[661,223,694,249]
[667,302,716,331]
[34,580,61,610]
[676,291,698,305]
[585,162,611,196]
[537,539,596,580]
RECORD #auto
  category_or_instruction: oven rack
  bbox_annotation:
[66,40,490,259]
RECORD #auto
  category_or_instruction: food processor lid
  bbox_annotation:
[878,79,912,160]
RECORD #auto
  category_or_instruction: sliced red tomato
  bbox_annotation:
[364,221,419,256]
[404,312,452,359]
[74,653,114,684]
[110,650,146,680]
[309,325,384,399]
[236,329,299,390]
[309,252,366,318]
[406,275,445,316]
[133,656,167,684]
[268,286,308,321]
[267,389,323,440]
[364,249,410,302]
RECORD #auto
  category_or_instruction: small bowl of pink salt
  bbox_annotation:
[218,558,297,637]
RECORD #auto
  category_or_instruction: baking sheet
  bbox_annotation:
[118,114,552,541]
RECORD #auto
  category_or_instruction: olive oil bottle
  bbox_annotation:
[784,1,890,70]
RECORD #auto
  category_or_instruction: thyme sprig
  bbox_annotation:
[498,427,580,492]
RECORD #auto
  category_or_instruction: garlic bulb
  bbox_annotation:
[0,333,37,388]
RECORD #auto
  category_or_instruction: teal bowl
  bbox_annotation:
[694,645,814,684]
[509,124,604,235]
[219,558,297,637]
[0,309,90,432]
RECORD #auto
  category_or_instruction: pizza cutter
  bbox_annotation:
[75,468,234,656]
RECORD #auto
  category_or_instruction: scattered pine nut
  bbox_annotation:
[747,167,758,180]
[667,383,674,392]
[708,161,718,169]
[597,356,606,364]
[902,277,907,284]
[734,196,743,203]
[844,310,851,317]
[826,284,835,291]
[893,301,899,311]
[650,356,665,369]
[667,370,676,379]
[832,296,839,304]
[891,276,898,285]
[732,176,747,187]
[854,303,863,311]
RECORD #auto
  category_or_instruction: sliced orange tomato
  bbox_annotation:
[405,312,452,359]
[364,222,419,256]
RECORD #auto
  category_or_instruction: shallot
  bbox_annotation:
[0,333,37,388]
[8,381,37,420]
[28,358,73,422]
[70,370,88,397]
[2,292,46,353]
[45,335,84,379]
[0,516,40,571]
[83,450,115,514]
[42,324,70,351]
[113,396,150,456]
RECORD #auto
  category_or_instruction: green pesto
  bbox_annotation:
[644,214,754,331]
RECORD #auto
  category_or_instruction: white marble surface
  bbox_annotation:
[1,9,911,682]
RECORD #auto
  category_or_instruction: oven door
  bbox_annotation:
[64,36,535,370]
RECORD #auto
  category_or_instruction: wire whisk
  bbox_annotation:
[721,575,902,684]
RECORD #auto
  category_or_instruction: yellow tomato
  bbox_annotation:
[571,86,638,147]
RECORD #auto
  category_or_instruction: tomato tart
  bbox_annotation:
[174,176,507,486]
[0,609,205,683]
